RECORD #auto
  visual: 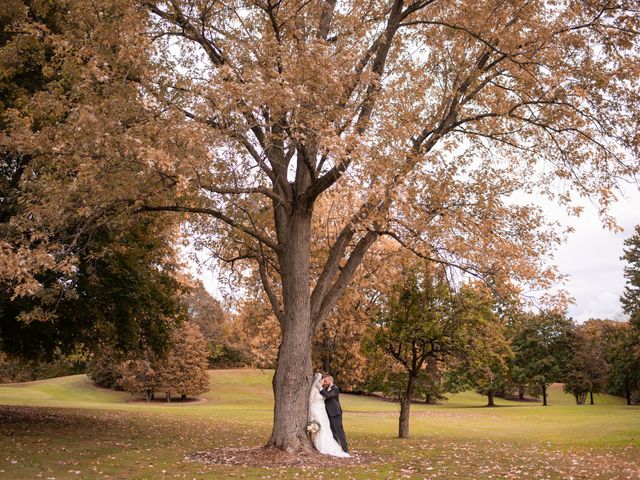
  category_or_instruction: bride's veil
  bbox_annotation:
[309,372,322,401]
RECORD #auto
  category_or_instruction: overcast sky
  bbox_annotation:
[545,185,640,322]
[192,185,640,323]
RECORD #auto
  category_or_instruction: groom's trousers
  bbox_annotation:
[328,414,349,453]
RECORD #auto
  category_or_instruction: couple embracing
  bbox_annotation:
[308,373,350,458]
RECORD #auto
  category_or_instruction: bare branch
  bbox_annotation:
[399,0,437,21]
[148,1,226,66]
[378,229,495,287]
[388,344,411,370]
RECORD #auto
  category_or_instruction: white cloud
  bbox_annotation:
[551,185,640,322]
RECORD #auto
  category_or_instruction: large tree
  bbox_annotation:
[4,0,640,451]
[602,320,640,405]
[510,311,575,406]
[621,225,640,329]
[366,267,505,437]
[562,320,609,405]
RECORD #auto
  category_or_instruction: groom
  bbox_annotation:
[319,374,349,453]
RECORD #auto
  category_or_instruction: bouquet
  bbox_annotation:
[306,421,320,434]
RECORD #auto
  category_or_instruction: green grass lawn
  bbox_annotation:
[1,370,639,479]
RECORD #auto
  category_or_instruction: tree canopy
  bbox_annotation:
[366,265,508,436]
[510,311,575,406]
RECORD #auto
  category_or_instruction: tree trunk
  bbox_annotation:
[399,373,416,438]
[146,389,152,401]
[542,384,547,406]
[181,393,186,401]
[518,385,525,401]
[626,387,632,406]
[590,389,594,405]
[487,389,495,407]
[165,392,170,402]
[267,209,314,452]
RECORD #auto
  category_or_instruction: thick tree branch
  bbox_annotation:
[317,0,337,40]
[309,226,355,321]
[302,0,409,202]
[198,182,286,206]
[310,198,382,319]
[137,204,279,251]
[399,0,437,21]
[388,344,411,370]
[258,250,284,325]
[312,230,379,331]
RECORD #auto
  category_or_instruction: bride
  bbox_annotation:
[308,373,350,457]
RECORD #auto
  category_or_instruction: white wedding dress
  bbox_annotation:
[308,373,350,457]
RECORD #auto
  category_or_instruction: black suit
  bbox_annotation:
[319,384,348,453]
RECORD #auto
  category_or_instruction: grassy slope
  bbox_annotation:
[1,370,638,480]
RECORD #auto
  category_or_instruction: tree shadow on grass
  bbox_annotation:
[0,404,138,438]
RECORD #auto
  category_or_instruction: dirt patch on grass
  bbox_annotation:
[187,446,384,468]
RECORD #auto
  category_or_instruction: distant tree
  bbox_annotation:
[563,360,591,405]
[366,265,505,437]
[87,346,124,389]
[602,321,640,405]
[510,312,575,406]
[563,321,609,405]
[505,365,531,401]
[621,226,640,329]
[184,282,250,368]
[415,356,448,404]
[118,358,158,401]
[444,290,512,407]
[504,312,532,401]
[157,322,211,401]
[235,296,279,370]
[109,322,210,401]
[446,334,512,407]
[611,226,640,405]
